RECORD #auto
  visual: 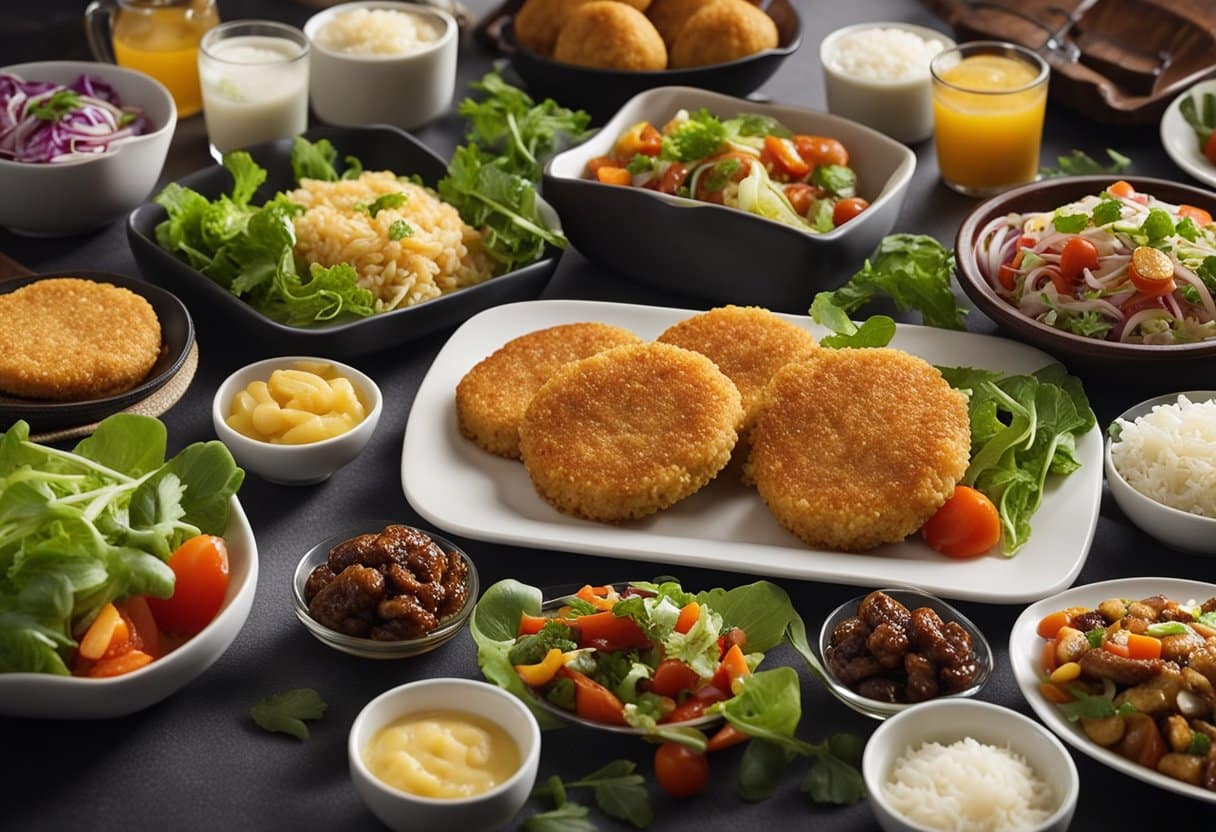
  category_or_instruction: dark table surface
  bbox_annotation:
[2,0,1213,829]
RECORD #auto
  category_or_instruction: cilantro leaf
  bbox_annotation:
[810,164,857,198]
[1040,148,1131,178]
[250,688,327,740]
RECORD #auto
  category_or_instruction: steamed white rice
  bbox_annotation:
[289,171,493,312]
[883,738,1054,832]
[314,8,442,57]
[828,27,946,82]
[1111,394,1216,519]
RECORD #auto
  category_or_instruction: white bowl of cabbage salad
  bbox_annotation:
[863,699,1078,832]
[1106,390,1216,555]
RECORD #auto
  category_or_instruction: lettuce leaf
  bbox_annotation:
[0,415,243,674]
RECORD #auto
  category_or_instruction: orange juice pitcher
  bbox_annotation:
[85,0,220,118]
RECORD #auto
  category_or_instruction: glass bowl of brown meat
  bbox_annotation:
[817,588,993,719]
[292,524,479,658]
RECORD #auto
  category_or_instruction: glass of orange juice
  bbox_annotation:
[85,0,220,118]
[930,41,1049,196]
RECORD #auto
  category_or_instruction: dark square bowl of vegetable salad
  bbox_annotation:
[956,175,1216,379]
[127,124,563,359]
[543,87,916,312]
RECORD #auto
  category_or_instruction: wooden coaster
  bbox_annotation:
[29,342,200,444]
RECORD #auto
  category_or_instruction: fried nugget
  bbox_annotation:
[669,0,778,69]
[747,349,970,552]
[553,2,667,71]
[645,0,717,49]
[515,0,653,56]
[519,342,743,521]
[657,306,817,436]
[0,278,161,401]
[456,322,642,459]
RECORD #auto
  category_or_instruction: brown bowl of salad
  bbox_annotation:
[955,175,1216,377]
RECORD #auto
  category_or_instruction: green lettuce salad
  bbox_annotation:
[0,415,243,675]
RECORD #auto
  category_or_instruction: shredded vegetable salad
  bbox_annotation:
[0,72,149,164]
[977,180,1216,344]
[586,108,869,233]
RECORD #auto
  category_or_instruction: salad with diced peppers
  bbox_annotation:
[584,108,869,233]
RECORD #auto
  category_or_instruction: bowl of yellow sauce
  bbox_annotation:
[349,679,541,832]
[212,355,382,485]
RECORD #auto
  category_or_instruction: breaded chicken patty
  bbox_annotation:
[657,305,817,435]
[0,278,161,401]
[747,349,970,552]
[518,342,743,521]
[456,322,642,459]
[670,0,778,68]
[553,2,667,71]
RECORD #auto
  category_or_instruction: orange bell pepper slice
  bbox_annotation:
[559,667,627,726]
[674,602,700,634]
[711,643,750,695]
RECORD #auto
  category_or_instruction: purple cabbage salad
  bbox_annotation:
[0,72,150,164]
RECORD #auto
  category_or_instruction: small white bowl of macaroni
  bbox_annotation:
[212,355,382,485]
[349,678,541,832]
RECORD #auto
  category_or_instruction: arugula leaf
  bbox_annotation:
[810,164,857,198]
[712,667,808,754]
[738,739,790,802]
[811,234,966,330]
[1040,148,1131,178]
[250,688,327,740]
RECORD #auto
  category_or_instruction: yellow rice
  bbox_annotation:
[289,171,494,312]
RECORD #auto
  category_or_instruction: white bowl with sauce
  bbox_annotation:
[862,700,1078,832]
[304,0,458,129]
[212,355,382,486]
[819,23,954,144]
[349,678,542,832]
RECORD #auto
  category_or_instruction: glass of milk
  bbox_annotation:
[199,20,309,158]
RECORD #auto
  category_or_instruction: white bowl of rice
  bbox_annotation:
[304,1,457,129]
[1106,390,1216,555]
[863,699,1078,832]
[819,22,954,144]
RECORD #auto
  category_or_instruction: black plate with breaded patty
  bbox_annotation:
[127,125,562,359]
[0,270,194,434]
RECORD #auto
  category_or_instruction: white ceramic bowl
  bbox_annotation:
[0,61,176,236]
[863,699,1078,832]
[212,355,383,486]
[304,1,457,130]
[1105,390,1216,556]
[0,497,257,719]
[349,678,541,832]
[819,23,954,144]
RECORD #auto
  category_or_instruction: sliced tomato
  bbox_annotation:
[666,684,729,723]
[146,535,229,636]
[784,182,816,215]
[650,659,701,698]
[762,135,810,178]
[793,134,848,166]
[1128,246,1175,297]
[119,596,160,659]
[711,643,750,694]
[657,162,691,195]
[832,197,869,226]
[1059,237,1099,283]
[558,667,627,726]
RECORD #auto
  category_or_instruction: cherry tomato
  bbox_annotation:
[1059,237,1099,284]
[146,535,229,635]
[762,135,810,178]
[666,684,729,723]
[657,162,691,195]
[614,121,662,157]
[784,183,816,215]
[1128,245,1175,297]
[832,197,869,226]
[921,485,1001,558]
[654,743,709,799]
[793,134,848,166]
[649,659,701,698]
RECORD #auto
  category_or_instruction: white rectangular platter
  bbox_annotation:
[401,300,1101,603]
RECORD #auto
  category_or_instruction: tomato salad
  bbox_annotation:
[585,109,869,233]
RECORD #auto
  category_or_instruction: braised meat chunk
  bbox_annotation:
[304,525,472,641]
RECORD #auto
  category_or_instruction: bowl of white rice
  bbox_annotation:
[1106,390,1216,555]
[819,22,954,143]
[862,699,1078,832]
[304,1,457,129]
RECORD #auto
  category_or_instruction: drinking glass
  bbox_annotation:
[198,20,310,159]
[85,0,220,118]
[931,41,1049,197]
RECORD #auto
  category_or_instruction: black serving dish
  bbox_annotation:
[501,0,802,121]
[127,125,561,359]
[0,270,194,433]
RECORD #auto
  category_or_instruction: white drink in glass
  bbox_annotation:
[199,22,309,156]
